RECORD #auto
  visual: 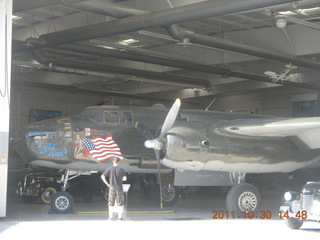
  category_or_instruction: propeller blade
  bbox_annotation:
[157,98,181,141]
[155,149,163,209]
[135,122,154,140]
[156,98,180,209]
[140,98,181,210]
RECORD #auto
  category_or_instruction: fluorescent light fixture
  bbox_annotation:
[95,45,117,50]
[279,7,320,16]
[118,38,140,46]
[89,39,201,63]
[12,15,22,21]
[278,10,296,16]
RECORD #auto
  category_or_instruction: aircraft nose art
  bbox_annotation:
[24,118,72,162]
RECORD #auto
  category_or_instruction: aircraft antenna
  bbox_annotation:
[205,99,216,111]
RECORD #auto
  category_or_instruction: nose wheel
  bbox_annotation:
[50,170,77,213]
[50,191,74,213]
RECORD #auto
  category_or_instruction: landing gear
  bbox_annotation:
[50,191,74,213]
[142,172,179,207]
[226,172,262,216]
[226,183,262,215]
[151,184,179,206]
[50,170,78,213]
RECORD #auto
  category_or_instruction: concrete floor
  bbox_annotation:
[1,183,319,239]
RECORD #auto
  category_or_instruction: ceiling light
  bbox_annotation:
[276,14,320,31]
[300,7,320,15]
[95,45,117,50]
[12,14,22,21]
[279,7,320,16]
[278,10,296,16]
[138,30,179,42]
[118,39,140,46]
[275,16,287,29]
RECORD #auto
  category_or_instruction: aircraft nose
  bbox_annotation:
[14,119,58,162]
[25,119,58,140]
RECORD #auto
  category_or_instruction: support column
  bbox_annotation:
[0,0,12,218]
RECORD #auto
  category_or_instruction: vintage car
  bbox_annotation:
[280,181,320,229]
[16,171,104,204]
[17,172,61,204]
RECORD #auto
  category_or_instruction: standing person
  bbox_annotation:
[101,157,127,220]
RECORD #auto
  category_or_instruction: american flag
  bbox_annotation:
[82,135,123,162]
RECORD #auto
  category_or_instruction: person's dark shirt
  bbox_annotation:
[103,166,126,190]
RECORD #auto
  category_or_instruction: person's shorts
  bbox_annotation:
[108,188,124,206]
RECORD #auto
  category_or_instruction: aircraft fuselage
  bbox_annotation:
[16,105,320,174]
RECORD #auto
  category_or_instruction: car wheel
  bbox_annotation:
[284,217,303,229]
[41,187,57,204]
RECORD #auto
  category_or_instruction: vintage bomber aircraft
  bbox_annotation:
[15,98,320,215]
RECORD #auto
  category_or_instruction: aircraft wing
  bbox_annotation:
[214,117,320,149]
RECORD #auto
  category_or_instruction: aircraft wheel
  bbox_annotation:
[152,184,179,206]
[226,183,261,216]
[284,217,303,229]
[50,191,74,213]
[41,187,57,204]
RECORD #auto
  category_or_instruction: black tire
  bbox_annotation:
[50,191,74,213]
[226,183,262,216]
[152,184,179,207]
[41,187,57,204]
[284,217,303,229]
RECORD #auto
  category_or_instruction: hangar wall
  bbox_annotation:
[10,86,101,131]
[193,92,293,117]
[193,88,318,118]
[10,85,163,133]
[11,84,316,136]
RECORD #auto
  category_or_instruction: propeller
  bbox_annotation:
[135,98,181,208]
[144,98,181,151]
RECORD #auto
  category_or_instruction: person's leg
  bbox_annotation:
[116,190,125,220]
[108,188,116,220]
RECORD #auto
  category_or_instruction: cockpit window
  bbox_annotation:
[104,111,120,124]
[80,107,103,123]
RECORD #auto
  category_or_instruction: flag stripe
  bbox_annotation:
[82,135,123,162]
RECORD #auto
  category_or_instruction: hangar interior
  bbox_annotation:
[3,0,320,229]
[11,0,320,123]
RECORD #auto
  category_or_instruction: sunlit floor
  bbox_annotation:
[1,218,320,239]
[1,186,319,238]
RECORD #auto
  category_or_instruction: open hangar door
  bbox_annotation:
[0,0,12,218]
[4,1,320,233]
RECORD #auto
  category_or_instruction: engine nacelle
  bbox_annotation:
[162,121,209,171]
